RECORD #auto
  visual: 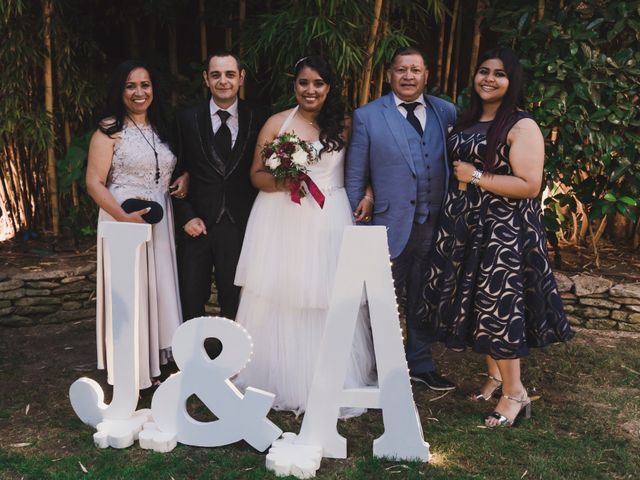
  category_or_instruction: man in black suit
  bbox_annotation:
[173,51,269,321]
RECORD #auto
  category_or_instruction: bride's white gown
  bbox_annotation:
[233,107,376,415]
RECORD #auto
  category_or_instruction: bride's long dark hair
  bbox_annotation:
[294,56,346,154]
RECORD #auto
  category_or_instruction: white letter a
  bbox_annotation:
[296,226,429,461]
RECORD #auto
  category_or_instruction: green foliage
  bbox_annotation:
[241,0,444,108]
[57,131,91,193]
[486,0,640,233]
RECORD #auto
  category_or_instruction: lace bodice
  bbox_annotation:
[108,124,176,199]
[278,107,345,194]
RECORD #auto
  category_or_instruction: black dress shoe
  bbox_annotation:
[410,371,456,391]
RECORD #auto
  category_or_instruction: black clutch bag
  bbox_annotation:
[121,198,164,224]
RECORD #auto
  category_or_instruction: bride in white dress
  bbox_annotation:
[233,56,376,415]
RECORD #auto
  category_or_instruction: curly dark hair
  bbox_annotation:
[453,47,526,172]
[294,56,346,154]
[97,60,173,149]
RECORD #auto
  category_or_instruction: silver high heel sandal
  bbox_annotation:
[469,374,502,402]
[485,392,532,427]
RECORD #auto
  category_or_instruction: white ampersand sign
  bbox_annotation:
[151,317,283,451]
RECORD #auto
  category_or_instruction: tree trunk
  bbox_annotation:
[358,0,384,106]
[436,19,445,90]
[43,0,59,235]
[443,0,460,96]
[468,0,486,85]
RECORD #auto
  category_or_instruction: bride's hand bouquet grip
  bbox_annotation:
[262,132,325,208]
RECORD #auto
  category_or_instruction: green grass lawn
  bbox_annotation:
[1,320,638,479]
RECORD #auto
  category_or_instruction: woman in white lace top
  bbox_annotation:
[86,60,187,389]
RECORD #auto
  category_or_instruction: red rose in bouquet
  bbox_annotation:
[261,132,325,207]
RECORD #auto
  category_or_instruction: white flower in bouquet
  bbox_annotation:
[291,148,309,166]
[265,153,281,169]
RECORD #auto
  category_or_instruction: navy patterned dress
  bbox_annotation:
[420,112,574,359]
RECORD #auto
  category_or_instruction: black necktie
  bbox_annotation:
[214,110,232,163]
[400,102,423,136]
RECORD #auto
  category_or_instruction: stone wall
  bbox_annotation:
[1,265,639,331]
[0,265,97,327]
[0,263,221,327]
[555,272,640,332]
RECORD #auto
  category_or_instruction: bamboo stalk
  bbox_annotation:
[436,20,445,90]
[42,0,59,235]
[451,10,462,102]
[537,0,545,21]
[168,20,179,107]
[358,0,384,106]
[199,0,207,63]
[7,143,27,228]
[374,63,385,100]
[373,1,391,100]
[588,219,603,269]
[127,17,140,58]
[443,0,460,96]
[239,0,246,99]
[0,146,19,237]
[225,12,232,51]
[468,0,486,85]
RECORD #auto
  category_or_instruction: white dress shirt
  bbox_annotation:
[392,93,427,131]
[209,98,239,147]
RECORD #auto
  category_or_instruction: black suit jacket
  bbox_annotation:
[173,99,270,231]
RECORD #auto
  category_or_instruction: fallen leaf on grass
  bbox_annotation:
[385,464,409,471]
[9,443,31,448]
[429,390,453,402]
[78,461,88,473]
[521,469,528,479]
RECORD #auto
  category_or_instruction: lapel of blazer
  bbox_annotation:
[381,92,417,175]
[424,94,451,185]
[196,100,225,176]
[225,99,253,178]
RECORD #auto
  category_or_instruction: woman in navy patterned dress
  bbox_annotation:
[420,47,574,427]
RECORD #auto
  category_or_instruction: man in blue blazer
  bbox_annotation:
[346,46,456,391]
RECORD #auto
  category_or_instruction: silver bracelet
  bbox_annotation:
[470,169,483,186]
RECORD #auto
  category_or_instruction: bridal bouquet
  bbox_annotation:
[261,132,325,208]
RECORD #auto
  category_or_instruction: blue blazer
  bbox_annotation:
[345,92,456,258]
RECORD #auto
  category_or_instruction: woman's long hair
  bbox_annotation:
[294,56,346,154]
[453,47,526,171]
[98,60,172,148]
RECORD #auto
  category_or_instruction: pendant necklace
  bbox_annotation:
[297,110,319,130]
[127,115,160,184]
